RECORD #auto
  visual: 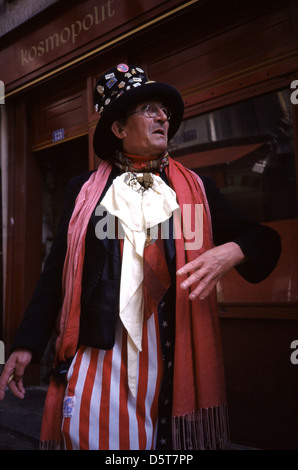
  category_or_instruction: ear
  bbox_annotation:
[111,121,127,140]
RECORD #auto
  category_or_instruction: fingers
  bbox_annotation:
[8,376,26,399]
[0,365,15,401]
[0,350,32,401]
[176,245,235,301]
[14,358,27,383]
[177,258,213,300]
[177,242,245,300]
[188,277,217,301]
[180,269,215,300]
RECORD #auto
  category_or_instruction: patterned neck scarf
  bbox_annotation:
[113,150,169,174]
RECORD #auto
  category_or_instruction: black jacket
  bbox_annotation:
[12,167,281,362]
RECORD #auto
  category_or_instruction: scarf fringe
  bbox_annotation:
[39,403,228,451]
[172,404,229,450]
[40,440,65,450]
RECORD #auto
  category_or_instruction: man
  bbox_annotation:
[0,64,281,450]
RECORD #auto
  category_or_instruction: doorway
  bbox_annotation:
[34,135,89,383]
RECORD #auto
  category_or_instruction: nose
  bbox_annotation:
[155,107,168,122]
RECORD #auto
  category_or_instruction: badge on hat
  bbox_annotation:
[97,85,105,95]
[106,77,118,89]
[117,63,129,73]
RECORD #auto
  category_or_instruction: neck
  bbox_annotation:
[113,150,169,174]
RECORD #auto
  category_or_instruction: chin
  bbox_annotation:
[150,148,167,158]
[152,142,168,155]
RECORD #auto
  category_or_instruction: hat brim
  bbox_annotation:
[93,81,184,160]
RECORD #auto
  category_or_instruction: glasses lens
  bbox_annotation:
[162,106,171,120]
[146,104,171,120]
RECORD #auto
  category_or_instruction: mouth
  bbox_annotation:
[153,128,166,137]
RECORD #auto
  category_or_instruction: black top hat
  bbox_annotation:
[93,64,184,160]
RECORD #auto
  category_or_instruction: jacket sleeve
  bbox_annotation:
[201,176,282,283]
[10,173,92,362]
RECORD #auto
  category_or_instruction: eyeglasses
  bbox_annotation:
[128,103,171,121]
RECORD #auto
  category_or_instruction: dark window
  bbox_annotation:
[170,88,297,223]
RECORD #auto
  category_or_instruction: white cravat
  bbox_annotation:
[100,172,179,397]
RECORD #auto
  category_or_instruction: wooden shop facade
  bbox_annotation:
[0,0,298,449]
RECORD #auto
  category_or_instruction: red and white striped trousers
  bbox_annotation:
[61,311,164,450]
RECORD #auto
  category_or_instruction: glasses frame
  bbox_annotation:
[128,103,171,121]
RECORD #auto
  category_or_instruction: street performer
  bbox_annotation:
[0,64,281,450]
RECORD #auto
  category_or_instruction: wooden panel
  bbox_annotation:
[142,0,298,110]
[217,219,298,304]
[5,102,26,350]
[218,303,298,320]
[220,317,298,449]
[42,94,85,130]
[4,100,42,353]
[31,82,88,149]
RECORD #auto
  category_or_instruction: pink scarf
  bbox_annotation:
[40,157,228,450]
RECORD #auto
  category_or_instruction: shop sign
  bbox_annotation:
[0,0,190,93]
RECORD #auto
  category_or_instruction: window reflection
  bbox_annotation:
[170,88,297,223]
